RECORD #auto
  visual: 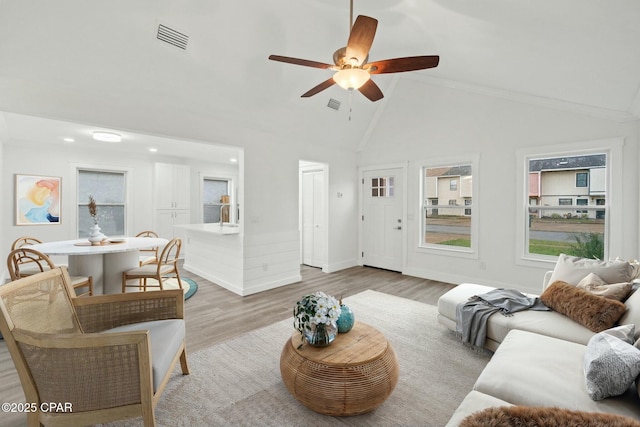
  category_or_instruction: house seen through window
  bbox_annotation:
[422,164,473,251]
[527,153,606,259]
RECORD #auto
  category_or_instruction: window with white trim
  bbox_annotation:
[526,153,606,259]
[77,169,126,237]
[421,163,474,251]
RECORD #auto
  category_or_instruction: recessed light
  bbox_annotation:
[63,137,75,142]
[93,131,122,143]
[149,148,158,153]
[230,157,238,163]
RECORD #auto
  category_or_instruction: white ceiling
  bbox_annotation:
[0,0,639,153]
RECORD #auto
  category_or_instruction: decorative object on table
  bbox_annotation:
[87,194,106,245]
[336,296,355,333]
[15,174,61,225]
[294,291,341,347]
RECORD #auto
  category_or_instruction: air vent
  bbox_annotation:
[157,24,189,50]
[327,98,341,111]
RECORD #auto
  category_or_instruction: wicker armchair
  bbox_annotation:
[0,267,189,427]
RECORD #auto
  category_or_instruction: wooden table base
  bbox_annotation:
[280,322,399,416]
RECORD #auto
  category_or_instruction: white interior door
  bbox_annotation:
[301,169,325,268]
[362,168,403,272]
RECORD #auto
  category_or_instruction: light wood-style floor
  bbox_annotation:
[0,264,455,421]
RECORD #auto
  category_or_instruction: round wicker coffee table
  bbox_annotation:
[280,322,399,416]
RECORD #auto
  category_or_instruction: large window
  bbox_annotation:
[77,170,126,237]
[421,163,474,252]
[526,153,606,260]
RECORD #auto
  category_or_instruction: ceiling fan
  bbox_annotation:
[268,1,439,102]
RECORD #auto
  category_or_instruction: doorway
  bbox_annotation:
[299,161,327,269]
[361,166,404,272]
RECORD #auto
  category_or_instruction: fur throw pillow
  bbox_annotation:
[540,281,626,332]
[460,405,640,427]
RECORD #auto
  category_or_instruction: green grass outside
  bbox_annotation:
[438,238,471,248]
[529,239,574,256]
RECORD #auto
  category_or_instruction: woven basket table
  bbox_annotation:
[280,321,399,416]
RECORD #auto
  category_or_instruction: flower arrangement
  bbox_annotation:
[294,291,341,346]
[88,194,98,224]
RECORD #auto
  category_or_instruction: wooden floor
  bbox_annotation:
[0,264,455,420]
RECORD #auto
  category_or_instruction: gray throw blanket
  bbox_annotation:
[456,288,550,348]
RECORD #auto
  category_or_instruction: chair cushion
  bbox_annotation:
[125,264,176,278]
[103,319,185,392]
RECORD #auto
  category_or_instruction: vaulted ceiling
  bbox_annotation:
[1,0,639,155]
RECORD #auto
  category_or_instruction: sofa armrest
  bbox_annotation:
[73,289,184,333]
[542,271,553,290]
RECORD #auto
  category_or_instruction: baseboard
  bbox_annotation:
[182,263,244,296]
[323,258,358,273]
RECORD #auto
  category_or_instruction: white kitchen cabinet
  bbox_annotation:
[154,163,190,209]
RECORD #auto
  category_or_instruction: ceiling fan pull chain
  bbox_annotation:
[349,90,353,121]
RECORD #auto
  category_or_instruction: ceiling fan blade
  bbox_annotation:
[367,56,440,74]
[358,79,384,102]
[345,15,378,66]
[301,78,336,98]
[268,55,333,70]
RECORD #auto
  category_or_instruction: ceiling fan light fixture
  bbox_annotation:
[333,68,370,91]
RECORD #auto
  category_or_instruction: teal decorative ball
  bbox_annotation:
[337,304,355,333]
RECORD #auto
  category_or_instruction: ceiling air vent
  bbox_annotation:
[327,98,341,111]
[157,24,189,50]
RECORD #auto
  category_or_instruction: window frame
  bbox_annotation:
[515,138,623,268]
[417,154,479,259]
[73,164,133,238]
[576,172,589,188]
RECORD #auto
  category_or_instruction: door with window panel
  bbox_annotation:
[362,169,403,272]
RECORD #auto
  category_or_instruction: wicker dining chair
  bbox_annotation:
[9,236,46,276]
[0,267,190,427]
[122,237,182,292]
[7,247,93,297]
[136,230,160,266]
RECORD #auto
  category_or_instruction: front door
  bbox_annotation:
[362,168,403,272]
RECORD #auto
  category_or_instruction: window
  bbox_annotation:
[203,178,230,223]
[421,163,474,252]
[525,153,606,260]
[77,170,126,237]
[576,172,588,188]
[371,177,394,198]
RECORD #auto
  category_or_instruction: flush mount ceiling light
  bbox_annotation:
[93,131,122,143]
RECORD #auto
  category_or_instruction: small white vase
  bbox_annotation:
[88,223,105,245]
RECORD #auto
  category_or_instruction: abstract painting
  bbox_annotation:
[15,174,61,225]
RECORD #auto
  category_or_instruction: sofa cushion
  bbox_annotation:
[540,281,626,332]
[104,319,185,392]
[547,254,634,289]
[584,325,640,401]
[474,330,640,419]
[444,391,512,427]
[577,273,632,301]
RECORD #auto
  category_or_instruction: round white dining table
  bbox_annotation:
[26,237,168,294]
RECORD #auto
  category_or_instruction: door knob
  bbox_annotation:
[396,226,402,230]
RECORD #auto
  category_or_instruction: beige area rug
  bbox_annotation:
[101,290,491,427]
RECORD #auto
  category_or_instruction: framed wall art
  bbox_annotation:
[15,174,61,225]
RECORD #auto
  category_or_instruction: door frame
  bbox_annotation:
[358,162,408,272]
[299,161,329,272]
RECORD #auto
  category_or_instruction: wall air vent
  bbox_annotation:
[157,24,189,50]
[327,98,341,111]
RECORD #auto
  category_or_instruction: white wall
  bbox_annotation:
[358,78,640,294]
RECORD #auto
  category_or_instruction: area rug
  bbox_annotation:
[125,277,198,300]
[100,290,490,427]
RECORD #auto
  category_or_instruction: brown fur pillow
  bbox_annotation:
[460,405,640,427]
[540,281,626,332]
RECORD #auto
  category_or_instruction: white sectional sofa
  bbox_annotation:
[437,255,640,426]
